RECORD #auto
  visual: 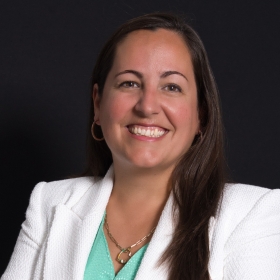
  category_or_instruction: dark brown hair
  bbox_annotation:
[85,12,227,280]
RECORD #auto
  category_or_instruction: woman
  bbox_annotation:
[2,12,280,280]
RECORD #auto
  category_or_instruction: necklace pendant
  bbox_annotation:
[117,247,132,264]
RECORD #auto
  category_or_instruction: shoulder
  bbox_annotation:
[209,184,280,277]
[15,176,103,250]
[19,167,116,249]
[26,177,101,228]
[220,183,280,219]
[28,176,102,219]
[215,183,280,248]
[27,166,114,223]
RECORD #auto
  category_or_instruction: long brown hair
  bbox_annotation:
[85,12,227,280]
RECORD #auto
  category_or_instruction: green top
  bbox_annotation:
[84,214,148,280]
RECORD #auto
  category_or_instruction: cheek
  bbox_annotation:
[99,95,132,125]
[173,104,199,133]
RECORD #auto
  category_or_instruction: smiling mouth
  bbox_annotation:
[127,125,168,138]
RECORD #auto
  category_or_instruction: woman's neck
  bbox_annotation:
[111,163,173,209]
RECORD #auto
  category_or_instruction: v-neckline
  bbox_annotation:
[101,216,148,277]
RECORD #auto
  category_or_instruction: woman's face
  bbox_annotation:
[94,29,200,172]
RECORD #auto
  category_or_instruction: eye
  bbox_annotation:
[119,81,140,88]
[163,83,182,92]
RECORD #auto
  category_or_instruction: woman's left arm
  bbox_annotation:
[223,188,280,279]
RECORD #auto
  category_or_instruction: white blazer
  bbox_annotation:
[2,166,280,280]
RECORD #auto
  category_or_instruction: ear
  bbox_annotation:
[93,83,101,124]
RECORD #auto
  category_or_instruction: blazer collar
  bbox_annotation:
[71,166,114,219]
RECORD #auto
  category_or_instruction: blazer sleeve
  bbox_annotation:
[1,182,48,280]
[223,188,280,279]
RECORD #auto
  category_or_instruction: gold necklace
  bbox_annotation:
[104,213,156,264]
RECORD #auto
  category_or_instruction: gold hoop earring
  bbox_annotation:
[91,121,104,141]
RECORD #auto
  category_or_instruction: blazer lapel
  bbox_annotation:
[43,167,114,280]
[135,194,174,280]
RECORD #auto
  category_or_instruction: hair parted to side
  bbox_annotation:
[85,12,227,280]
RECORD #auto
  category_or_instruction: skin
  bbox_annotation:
[93,28,200,274]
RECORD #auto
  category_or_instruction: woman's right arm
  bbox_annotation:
[1,182,48,280]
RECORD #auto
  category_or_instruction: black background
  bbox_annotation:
[1,0,279,273]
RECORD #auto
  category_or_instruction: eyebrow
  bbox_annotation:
[160,71,188,81]
[114,70,188,81]
[114,70,143,79]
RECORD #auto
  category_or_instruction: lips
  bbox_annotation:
[127,125,168,138]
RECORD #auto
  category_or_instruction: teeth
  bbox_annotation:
[129,125,166,138]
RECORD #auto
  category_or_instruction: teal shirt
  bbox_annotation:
[84,214,148,280]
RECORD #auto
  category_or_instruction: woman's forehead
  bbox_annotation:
[112,29,193,76]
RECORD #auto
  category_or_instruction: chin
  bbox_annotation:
[112,148,179,171]
[126,156,176,172]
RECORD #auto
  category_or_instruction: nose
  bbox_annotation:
[134,87,161,117]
